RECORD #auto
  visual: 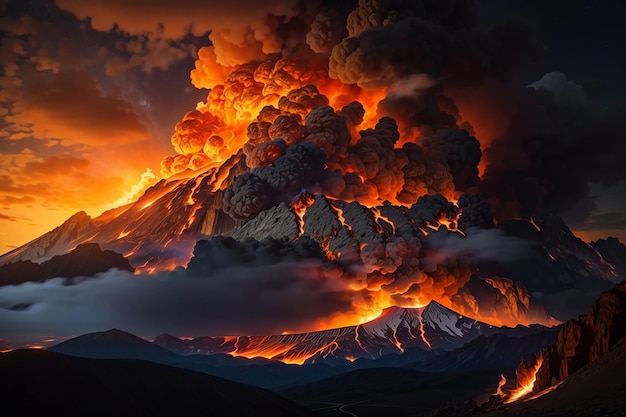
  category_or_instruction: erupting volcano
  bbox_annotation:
[2,0,626,413]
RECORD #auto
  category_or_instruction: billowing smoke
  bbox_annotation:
[329,0,540,89]
[222,141,326,219]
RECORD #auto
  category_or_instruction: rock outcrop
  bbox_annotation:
[520,280,626,393]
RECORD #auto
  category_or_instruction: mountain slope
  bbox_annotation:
[0,349,320,417]
[0,155,245,272]
[154,301,547,364]
[0,211,96,266]
[483,337,626,417]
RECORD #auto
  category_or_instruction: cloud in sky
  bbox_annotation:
[5,70,150,146]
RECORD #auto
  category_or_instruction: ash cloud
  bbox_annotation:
[222,142,326,219]
[329,0,541,89]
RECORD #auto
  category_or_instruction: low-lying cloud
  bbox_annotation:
[0,260,353,346]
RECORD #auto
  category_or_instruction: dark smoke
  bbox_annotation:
[480,72,626,220]
[223,141,326,219]
[329,0,541,89]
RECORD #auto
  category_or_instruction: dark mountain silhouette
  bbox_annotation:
[434,280,626,416]
[483,337,626,417]
[48,328,351,390]
[524,280,626,393]
[0,349,320,417]
[48,328,181,362]
[0,242,133,286]
[410,328,559,373]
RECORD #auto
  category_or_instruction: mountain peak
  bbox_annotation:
[0,210,96,265]
[48,328,181,363]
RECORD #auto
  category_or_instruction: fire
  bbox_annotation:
[111,168,159,208]
[505,356,544,403]
[117,230,130,239]
[495,373,506,397]
[54,11,557,348]
[390,327,404,353]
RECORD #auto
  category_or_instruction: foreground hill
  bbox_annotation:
[0,349,319,417]
[282,367,502,417]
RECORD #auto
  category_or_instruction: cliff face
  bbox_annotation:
[525,280,626,392]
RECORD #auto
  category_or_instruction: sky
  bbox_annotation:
[1,0,625,255]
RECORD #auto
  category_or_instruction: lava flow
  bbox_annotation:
[505,356,544,404]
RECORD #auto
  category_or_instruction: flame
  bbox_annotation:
[390,327,404,353]
[505,356,544,403]
[162,57,385,177]
[72,32,557,341]
[117,230,130,239]
[495,373,506,397]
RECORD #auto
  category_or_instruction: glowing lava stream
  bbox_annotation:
[228,334,342,365]
[416,311,432,349]
[505,356,544,403]
[495,373,506,397]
